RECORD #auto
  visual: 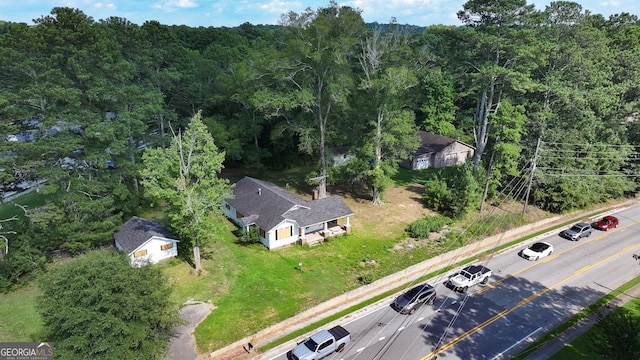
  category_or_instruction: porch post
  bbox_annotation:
[345,216,351,234]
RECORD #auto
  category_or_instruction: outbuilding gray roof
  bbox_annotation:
[226,177,354,231]
[114,216,176,253]
[415,131,475,156]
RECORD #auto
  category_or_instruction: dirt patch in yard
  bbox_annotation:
[330,184,434,239]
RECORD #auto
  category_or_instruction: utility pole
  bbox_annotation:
[523,138,541,215]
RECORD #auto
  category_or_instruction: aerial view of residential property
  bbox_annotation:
[1,1,639,359]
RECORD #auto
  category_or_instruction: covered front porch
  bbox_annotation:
[299,217,351,247]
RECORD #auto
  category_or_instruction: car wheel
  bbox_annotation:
[337,343,345,353]
[428,297,435,305]
[463,286,469,293]
[534,256,539,261]
[481,276,489,284]
[408,307,416,315]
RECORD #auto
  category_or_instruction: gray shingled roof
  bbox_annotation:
[226,177,354,231]
[415,131,457,156]
[114,216,176,253]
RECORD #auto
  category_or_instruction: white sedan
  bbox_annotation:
[520,242,554,261]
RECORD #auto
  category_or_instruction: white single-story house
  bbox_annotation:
[401,131,475,170]
[223,177,354,250]
[114,216,179,267]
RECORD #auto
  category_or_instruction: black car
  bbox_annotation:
[391,283,436,315]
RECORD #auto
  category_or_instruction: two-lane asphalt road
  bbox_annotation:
[272,204,640,360]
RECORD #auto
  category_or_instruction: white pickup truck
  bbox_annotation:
[289,325,351,360]
[447,265,492,293]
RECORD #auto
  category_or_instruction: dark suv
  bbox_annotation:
[391,283,436,314]
[561,222,592,241]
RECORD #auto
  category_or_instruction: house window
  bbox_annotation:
[236,210,244,218]
[133,249,148,258]
[259,228,265,238]
[225,202,230,210]
[161,243,174,251]
[276,226,292,240]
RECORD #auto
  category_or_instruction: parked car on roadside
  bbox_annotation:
[391,283,436,314]
[561,222,592,241]
[592,215,619,231]
[520,242,554,261]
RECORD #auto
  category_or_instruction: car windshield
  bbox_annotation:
[460,271,473,279]
[403,288,421,301]
[304,338,319,351]
[530,243,547,252]
[570,225,583,232]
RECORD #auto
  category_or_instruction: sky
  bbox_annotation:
[1,0,639,28]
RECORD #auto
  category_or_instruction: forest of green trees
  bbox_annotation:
[0,0,639,291]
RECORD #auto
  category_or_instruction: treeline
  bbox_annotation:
[0,0,639,290]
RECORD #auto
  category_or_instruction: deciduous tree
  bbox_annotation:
[355,27,420,204]
[141,111,232,272]
[253,1,367,198]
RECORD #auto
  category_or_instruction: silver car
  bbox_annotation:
[561,222,592,241]
[391,283,436,314]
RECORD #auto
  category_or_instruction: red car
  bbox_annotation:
[593,215,619,231]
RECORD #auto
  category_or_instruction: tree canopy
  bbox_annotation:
[141,111,232,272]
[37,249,181,359]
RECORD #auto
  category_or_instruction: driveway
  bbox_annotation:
[167,301,215,360]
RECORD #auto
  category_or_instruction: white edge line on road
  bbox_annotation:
[344,303,387,325]
[491,326,543,360]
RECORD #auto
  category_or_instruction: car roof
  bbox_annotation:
[405,283,434,295]
[413,283,434,291]
[529,242,551,250]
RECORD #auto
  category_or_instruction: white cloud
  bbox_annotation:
[152,0,198,11]
[93,2,116,10]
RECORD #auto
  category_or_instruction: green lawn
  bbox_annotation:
[191,221,447,352]
[0,188,55,220]
[0,285,43,341]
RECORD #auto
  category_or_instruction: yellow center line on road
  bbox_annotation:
[421,238,640,360]
[476,222,637,295]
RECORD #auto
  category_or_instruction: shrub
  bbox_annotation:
[408,215,451,239]
[423,165,481,218]
[237,228,260,246]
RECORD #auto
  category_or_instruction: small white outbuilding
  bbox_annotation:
[114,216,179,267]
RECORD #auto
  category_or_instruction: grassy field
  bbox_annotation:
[0,285,43,341]
[0,188,55,219]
